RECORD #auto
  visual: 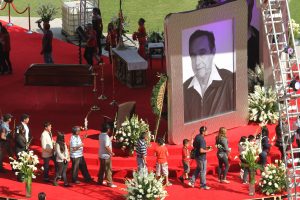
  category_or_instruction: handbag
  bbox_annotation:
[190,148,196,159]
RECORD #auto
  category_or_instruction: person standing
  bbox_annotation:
[53,132,71,187]
[16,114,31,149]
[189,126,213,189]
[70,126,92,183]
[154,138,172,186]
[0,26,12,74]
[0,113,13,173]
[136,132,148,174]
[40,122,56,182]
[84,23,98,66]
[97,123,117,188]
[179,139,192,183]
[215,127,231,183]
[37,21,54,63]
[133,18,147,59]
[92,7,103,57]
[259,126,270,167]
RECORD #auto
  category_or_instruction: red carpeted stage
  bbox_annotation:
[0,22,282,200]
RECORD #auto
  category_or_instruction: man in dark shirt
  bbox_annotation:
[38,21,53,63]
[189,126,213,189]
[183,30,235,123]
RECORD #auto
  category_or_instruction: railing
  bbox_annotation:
[0,1,32,33]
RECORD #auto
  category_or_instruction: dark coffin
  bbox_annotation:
[25,64,93,86]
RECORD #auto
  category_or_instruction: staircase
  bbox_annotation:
[259,0,300,199]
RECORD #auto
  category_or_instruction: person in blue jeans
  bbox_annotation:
[189,126,213,190]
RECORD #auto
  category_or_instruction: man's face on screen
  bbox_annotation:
[190,36,215,80]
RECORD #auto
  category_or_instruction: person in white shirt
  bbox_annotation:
[40,122,57,182]
[70,126,92,183]
[97,123,116,188]
[53,132,71,187]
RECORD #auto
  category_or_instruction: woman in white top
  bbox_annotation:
[53,132,71,187]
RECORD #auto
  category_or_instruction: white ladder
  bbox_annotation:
[260,0,300,199]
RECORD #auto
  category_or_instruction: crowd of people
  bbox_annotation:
[0,112,281,190]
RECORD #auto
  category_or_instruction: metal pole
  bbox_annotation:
[7,3,13,26]
[27,5,32,34]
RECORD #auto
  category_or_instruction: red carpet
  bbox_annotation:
[0,21,283,199]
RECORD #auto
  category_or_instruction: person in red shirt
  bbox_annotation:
[154,138,172,186]
[133,18,147,59]
[105,22,117,64]
[84,23,99,66]
[179,139,192,183]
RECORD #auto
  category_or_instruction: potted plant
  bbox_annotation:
[36,4,58,24]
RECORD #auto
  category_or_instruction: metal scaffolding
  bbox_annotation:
[259,0,300,199]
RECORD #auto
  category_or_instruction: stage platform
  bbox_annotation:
[0,20,285,200]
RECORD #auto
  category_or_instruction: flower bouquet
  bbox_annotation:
[115,115,151,155]
[9,151,41,198]
[240,139,262,195]
[248,85,279,124]
[125,170,168,200]
[36,4,58,23]
[259,160,287,196]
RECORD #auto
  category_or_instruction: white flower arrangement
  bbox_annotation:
[291,19,300,39]
[248,86,279,124]
[125,170,168,200]
[115,115,151,153]
[240,140,262,184]
[259,160,287,195]
[9,151,41,179]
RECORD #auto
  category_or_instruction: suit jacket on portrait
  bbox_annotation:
[183,67,235,123]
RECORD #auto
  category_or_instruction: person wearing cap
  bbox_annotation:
[0,113,13,172]
[70,126,92,183]
[188,126,213,189]
[40,121,57,182]
[98,122,117,188]
[15,114,31,151]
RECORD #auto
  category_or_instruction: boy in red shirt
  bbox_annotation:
[179,139,191,183]
[154,138,172,186]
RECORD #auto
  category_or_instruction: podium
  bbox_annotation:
[112,48,148,88]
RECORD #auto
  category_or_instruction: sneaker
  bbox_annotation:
[179,176,184,183]
[108,184,117,188]
[188,182,194,188]
[166,182,172,187]
[242,181,248,185]
[221,180,230,184]
[64,184,72,187]
[202,186,211,190]
[72,180,80,184]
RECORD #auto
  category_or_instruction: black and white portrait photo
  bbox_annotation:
[182,19,235,123]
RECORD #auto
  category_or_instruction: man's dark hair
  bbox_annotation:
[101,122,112,133]
[21,114,29,122]
[138,18,145,24]
[3,114,13,122]
[189,30,215,55]
[239,136,247,143]
[261,126,269,137]
[38,192,46,200]
[157,138,164,146]
[44,121,51,128]
[248,134,255,142]
[183,139,189,145]
[72,126,81,135]
[199,126,207,135]
[140,132,147,140]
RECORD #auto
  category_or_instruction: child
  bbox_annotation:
[179,139,191,183]
[238,136,247,183]
[154,138,172,186]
